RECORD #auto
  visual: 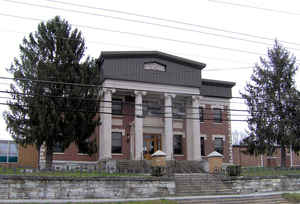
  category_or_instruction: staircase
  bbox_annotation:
[175,173,234,196]
[177,194,289,204]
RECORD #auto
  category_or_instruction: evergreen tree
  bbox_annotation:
[241,40,300,167]
[3,16,100,169]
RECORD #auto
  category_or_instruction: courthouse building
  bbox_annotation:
[18,51,235,168]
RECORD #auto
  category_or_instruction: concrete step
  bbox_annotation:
[177,195,289,204]
[175,173,234,196]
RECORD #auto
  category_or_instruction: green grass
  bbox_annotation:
[282,193,300,203]
[241,167,300,177]
[21,200,177,204]
[0,167,147,177]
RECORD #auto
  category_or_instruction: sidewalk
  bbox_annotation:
[1,191,300,203]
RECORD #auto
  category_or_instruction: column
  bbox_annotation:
[99,88,115,160]
[191,95,201,160]
[164,93,176,160]
[134,91,146,160]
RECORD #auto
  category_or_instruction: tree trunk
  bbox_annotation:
[45,145,53,170]
[280,144,286,168]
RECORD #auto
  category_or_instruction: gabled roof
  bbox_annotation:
[99,51,206,70]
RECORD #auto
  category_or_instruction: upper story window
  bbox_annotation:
[173,102,185,119]
[143,100,162,116]
[213,108,222,123]
[112,98,123,115]
[144,62,166,72]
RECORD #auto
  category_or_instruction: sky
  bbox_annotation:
[0,0,300,140]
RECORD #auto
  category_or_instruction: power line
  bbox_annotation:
[0,13,264,56]
[6,0,300,53]
[3,101,248,122]
[1,0,286,50]
[0,29,254,65]
[209,0,300,16]
[40,0,300,47]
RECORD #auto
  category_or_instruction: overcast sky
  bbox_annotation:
[0,0,300,140]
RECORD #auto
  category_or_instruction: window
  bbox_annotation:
[173,103,185,119]
[112,132,122,154]
[143,101,162,116]
[201,137,205,156]
[213,108,222,123]
[53,142,64,153]
[0,142,8,162]
[0,141,18,163]
[199,107,204,122]
[173,135,183,155]
[112,98,123,115]
[9,143,18,162]
[215,138,224,155]
[144,62,166,72]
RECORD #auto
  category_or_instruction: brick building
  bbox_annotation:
[232,145,300,167]
[17,51,236,169]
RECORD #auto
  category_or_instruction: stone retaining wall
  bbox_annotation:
[224,175,300,193]
[0,175,175,199]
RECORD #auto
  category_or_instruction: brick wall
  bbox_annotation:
[200,104,231,163]
[21,101,232,165]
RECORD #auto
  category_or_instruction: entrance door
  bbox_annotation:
[143,134,161,160]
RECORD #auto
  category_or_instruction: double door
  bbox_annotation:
[143,134,161,160]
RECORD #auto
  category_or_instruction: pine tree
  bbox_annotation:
[3,16,100,169]
[241,40,300,167]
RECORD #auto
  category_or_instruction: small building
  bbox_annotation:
[20,51,236,168]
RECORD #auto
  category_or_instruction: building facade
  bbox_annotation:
[22,51,236,168]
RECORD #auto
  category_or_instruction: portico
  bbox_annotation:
[98,79,202,161]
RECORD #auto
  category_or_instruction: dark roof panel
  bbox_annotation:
[99,51,206,70]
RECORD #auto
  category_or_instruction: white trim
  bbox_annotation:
[201,96,230,106]
[103,79,200,95]
[174,131,185,137]
[53,152,64,155]
[112,129,125,136]
[200,134,207,140]
[213,135,226,141]
[77,153,89,156]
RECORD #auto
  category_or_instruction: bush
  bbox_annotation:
[226,165,241,176]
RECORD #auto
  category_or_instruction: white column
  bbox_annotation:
[134,91,146,160]
[164,93,176,160]
[192,95,201,160]
[99,88,115,160]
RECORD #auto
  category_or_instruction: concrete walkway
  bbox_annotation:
[1,191,300,203]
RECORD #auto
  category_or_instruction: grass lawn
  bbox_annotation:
[241,167,300,177]
[0,167,147,178]
[282,193,300,203]
[22,200,177,204]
